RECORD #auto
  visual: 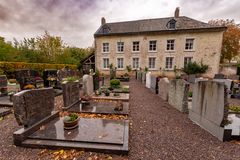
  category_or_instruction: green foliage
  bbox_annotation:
[126,65,132,73]
[0,32,92,67]
[110,79,121,88]
[64,113,79,122]
[144,66,149,72]
[188,91,193,97]
[183,61,208,75]
[64,76,79,83]
[0,61,76,76]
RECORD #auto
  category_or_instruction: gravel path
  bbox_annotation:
[0,79,240,159]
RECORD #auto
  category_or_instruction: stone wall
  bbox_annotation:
[168,79,189,113]
[189,81,229,141]
[95,31,224,77]
[158,77,169,101]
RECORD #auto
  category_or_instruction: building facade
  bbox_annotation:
[94,8,226,77]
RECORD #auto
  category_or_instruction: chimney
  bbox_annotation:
[101,17,106,25]
[174,7,180,18]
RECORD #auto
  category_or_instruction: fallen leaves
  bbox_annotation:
[38,149,85,160]
[59,112,128,120]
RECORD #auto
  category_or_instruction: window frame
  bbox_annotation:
[165,57,174,70]
[184,57,193,67]
[132,41,140,52]
[148,57,156,70]
[102,42,109,53]
[185,38,195,51]
[148,40,157,52]
[116,42,124,53]
[166,39,175,52]
[117,58,124,70]
[102,58,109,69]
[132,57,140,69]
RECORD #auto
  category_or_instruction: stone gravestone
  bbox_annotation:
[168,79,189,113]
[62,81,80,108]
[189,81,230,141]
[158,77,170,101]
[0,75,8,96]
[83,74,94,96]
[13,88,54,127]
[146,72,151,88]
[142,72,146,84]
[150,75,157,93]
[137,71,142,81]
[214,79,233,98]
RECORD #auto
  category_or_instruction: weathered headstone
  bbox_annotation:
[62,81,80,108]
[168,79,189,113]
[15,69,38,90]
[137,71,142,81]
[0,75,8,96]
[214,79,233,98]
[150,75,157,93]
[189,81,230,141]
[158,77,169,101]
[83,75,94,96]
[146,72,151,88]
[13,88,54,127]
[142,72,146,84]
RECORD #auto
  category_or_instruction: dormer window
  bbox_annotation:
[167,19,176,30]
[102,25,110,34]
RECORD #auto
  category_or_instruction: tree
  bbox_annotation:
[208,19,240,63]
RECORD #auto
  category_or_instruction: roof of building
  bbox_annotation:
[94,16,226,37]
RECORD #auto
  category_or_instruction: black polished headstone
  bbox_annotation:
[13,88,54,127]
[62,82,80,108]
[0,75,8,96]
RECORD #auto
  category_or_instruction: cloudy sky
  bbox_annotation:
[0,0,239,48]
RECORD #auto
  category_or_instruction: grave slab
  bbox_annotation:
[0,96,13,107]
[68,101,129,115]
[91,93,130,102]
[0,108,11,117]
[14,116,129,154]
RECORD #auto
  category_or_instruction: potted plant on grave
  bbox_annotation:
[104,89,110,96]
[63,113,80,129]
[110,79,121,89]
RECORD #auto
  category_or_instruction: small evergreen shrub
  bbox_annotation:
[183,61,208,75]
[110,79,121,88]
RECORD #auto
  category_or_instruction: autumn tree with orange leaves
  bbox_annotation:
[209,19,240,63]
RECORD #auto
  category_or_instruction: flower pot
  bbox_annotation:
[63,117,80,130]
[105,92,110,96]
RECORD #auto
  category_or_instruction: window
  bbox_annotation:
[184,57,193,66]
[167,19,176,29]
[102,43,109,53]
[103,58,109,69]
[132,58,139,69]
[149,40,157,51]
[165,57,174,69]
[117,42,124,53]
[132,41,140,52]
[185,38,194,50]
[117,58,124,69]
[149,57,156,69]
[166,40,175,51]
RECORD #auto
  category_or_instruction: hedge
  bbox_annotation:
[0,61,77,77]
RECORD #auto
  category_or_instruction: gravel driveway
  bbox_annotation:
[0,79,240,160]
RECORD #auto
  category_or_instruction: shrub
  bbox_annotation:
[183,61,208,75]
[110,79,120,88]
[126,65,132,73]
[0,61,77,77]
